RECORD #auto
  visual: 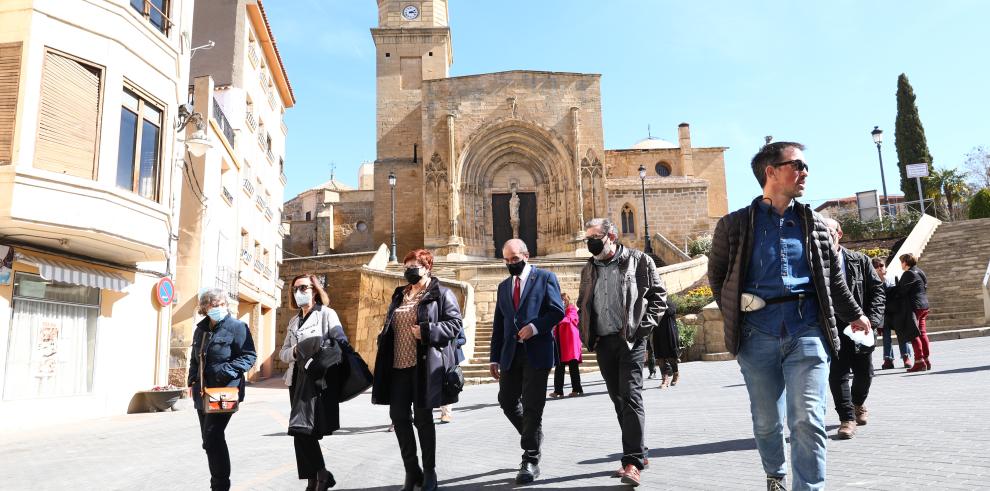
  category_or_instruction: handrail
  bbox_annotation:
[212,99,236,147]
[131,0,174,36]
[983,259,990,324]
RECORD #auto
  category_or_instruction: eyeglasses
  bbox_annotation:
[586,233,607,241]
[772,159,809,172]
[293,285,313,293]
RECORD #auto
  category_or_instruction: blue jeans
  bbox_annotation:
[881,327,912,361]
[737,325,830,491]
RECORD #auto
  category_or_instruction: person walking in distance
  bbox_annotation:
[549,292,583,398]
[897,253,932,372]
[873,258,913,369]
[708,141,870,490]
[490,239,565,485]
[577,217,668,487]
[824,219,885,440]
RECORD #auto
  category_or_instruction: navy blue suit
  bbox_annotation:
[490,267,565,370]
[490,265,565,465]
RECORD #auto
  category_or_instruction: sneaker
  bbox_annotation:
[619,465,641,487]
[854,405,868,425]
[881,359,895,370]
[766,475,787,491]
[837,420,857,439]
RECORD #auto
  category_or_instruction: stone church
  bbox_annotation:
[283,0,728,261]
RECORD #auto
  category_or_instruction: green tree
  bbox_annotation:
[963,145,990,189]
[894,73,935,213]
[969,188,990,219]
[928,167,971,220]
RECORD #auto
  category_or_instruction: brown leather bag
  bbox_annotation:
[200,332,239,414]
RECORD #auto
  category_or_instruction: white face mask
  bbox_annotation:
[294,291,312,307]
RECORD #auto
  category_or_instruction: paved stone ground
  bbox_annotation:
[3,336,989,490]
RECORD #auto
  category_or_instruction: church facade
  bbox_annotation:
[283,0,728,260]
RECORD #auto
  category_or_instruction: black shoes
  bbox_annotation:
[401,469,424,491]
[421,469,438,491]
[516,462,540,484]
[315,468,335,491]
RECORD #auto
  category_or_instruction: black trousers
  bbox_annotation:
[553,359,582,394]
[498,344,551,464]
[197,410,233,491]
[390,366,436,473]
[596,334,647,470]
[829,333,874,422]
[288,378,326,479]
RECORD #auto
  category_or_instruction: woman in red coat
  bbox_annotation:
[549,292,583,397]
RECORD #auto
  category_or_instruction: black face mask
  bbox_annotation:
[506,260,526,277]
[404,267,424,284]
[587,237,606,256]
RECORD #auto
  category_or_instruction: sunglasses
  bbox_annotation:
[771,159,810,172]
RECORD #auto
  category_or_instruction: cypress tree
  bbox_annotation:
[894,73,935,212]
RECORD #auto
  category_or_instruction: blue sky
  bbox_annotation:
[264,1,989,210]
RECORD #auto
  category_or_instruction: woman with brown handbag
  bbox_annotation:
[188,288,257,491]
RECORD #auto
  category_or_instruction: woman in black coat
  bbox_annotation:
[372,249,463,491]
[896,253,931,372]
[652,301,681,388]
[188,288,257,491]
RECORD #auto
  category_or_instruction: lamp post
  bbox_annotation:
[871,126,891,219]
[638,164,653,255]
[388,170,397,263]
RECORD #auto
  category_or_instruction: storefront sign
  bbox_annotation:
[155,277,175,307]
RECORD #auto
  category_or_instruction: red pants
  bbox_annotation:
[911,308,930,361]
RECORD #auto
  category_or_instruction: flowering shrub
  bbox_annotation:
[687,234,713,257]
[670,286,714,315]
[853,247,889,259]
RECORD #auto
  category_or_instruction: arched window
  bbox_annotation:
[621,204,636,235]
[655,162,672,177]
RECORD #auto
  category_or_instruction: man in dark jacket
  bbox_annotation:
[708,142,869,491]
[825,218,885,439]
[577,217,667,488]
[490,239,565,484]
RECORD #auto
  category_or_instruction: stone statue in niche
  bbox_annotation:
[509,187,520,239]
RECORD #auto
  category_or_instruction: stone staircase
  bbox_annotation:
[916,217,990,333]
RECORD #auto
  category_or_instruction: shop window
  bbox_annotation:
[3,273,99,400]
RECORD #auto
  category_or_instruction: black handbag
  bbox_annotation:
[444,364,464,398]
[338,347,373,402]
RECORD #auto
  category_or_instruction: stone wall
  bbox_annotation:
[607,176,716,252]
[332,199,375,253]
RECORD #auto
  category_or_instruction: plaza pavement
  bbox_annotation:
[2,336,989,490]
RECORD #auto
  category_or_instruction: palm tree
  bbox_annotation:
[928,167,971,220]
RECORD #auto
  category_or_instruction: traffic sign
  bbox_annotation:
[155,277,175,307]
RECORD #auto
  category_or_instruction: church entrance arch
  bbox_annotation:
[455,119,578,258]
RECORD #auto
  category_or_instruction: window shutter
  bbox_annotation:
[0,43,21,165]
[35,50,101,178]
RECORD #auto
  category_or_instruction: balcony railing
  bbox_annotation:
[257,130,267,151]
[253,259,264,272]
[221,186,234,205]
[255,194,268,212]
[216,266,239,299]
[241,177,254,197]
[247,43,260,68]
[264,206,273,221]
[265,148,275,163]
[279,170,287,185]
[240,249,252,264]
[130,0,173,36]
[245,111,257,132]
[263,266,273,279]
[212,99,235,147]
[280,120,288,135]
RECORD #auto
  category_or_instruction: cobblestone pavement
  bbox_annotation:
[2,336,988,490]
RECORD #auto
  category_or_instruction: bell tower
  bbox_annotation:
[371,0,453,253]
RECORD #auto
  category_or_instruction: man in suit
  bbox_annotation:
[490,238,565,484]
[577,217,667,487]
[825,219,885,439]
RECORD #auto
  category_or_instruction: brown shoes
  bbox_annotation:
[837,420,857,439]
[670,372,680,386]
[620,464,641,487]
[659,373,671,389]
[548,391,563,399]
[854,405,868,425]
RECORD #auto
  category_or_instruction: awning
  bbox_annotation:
[16,253,132,292]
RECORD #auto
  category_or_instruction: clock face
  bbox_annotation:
[402,5,419,20]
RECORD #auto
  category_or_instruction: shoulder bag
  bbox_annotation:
[200,331,239,414]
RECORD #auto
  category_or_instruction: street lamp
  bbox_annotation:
[638,164,653,255]
[871,126,891,219]
[388,170,397,263]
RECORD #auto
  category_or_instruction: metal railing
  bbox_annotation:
[263,266,273,279]
[264,207,273,221]
[257,130,267,151]
[221,186,234,205]
[216,266,239,299]
[255,194,267,211]
[130,0,173,36]
[279,170,287,184]
[241,177,254,197]
[265,148,275,163]
[245,111,257,132]
[254,259,265,272]
[240,249,252,264]
[280,120,288,135]
[247,43,260,68]
[212,99,235,146]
